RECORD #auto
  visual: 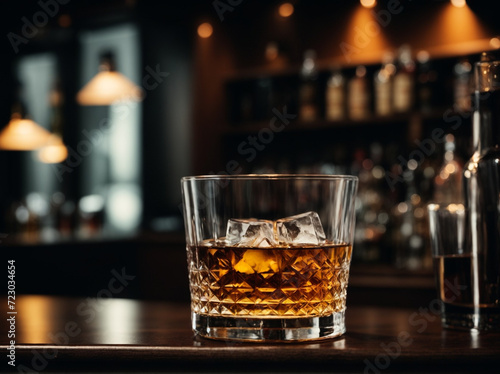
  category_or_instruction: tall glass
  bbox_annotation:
[428,204,471,329]
[180,174,358,342]
[428,202,500,330]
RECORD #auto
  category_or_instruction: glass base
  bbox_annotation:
[192,310,346,342]
[442,303,500,331]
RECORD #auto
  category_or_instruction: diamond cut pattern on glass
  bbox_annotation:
[189,243,352,317]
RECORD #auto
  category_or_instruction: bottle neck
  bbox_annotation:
[472,91,500,153]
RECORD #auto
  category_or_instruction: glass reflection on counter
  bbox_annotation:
[94,299,139,345]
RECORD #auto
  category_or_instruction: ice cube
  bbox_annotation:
[234,250,279,274]
[276,211,326,245]
[226,218,277,247]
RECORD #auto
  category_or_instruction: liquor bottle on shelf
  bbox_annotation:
[462,52,500,327]
[394,160,426,270]
[325,66,345,121]
[433,133,463,204]
[299,49,319,122]
[416,50,438,113]
[453,58,472,113]
[348,65,370,120]
[352,143,390,263]
[373,51,395,117]
[392,44,415,113]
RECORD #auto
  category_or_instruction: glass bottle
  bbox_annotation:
[374,51,395,116]
[325,66,345,121]
[453,58,472,113]
[416,50,439,113]
[433,133,463,204]
[392,44,415,113]
[395,160,425,270]
[462,53,500,329]
[299,49,318,122]
[348,65,370,120]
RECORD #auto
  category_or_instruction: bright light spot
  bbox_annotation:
[447,203,464,213]
[411,194,421,205]
[15,206,29,224]
[106,185,142,232]
[38,143,68,164]
[397,202,408,214]
[450,0,466,8]
[96,299,139,344]
[408,159,419,171]
[197,22,213,38]
[414,207,425,219]
[445,163,457,174]
[360,0,376,8]
[490,37,500,49]
[409,235,423,249]
[416,50,430,63]
[365,228,375,240]
[26,193,49,216]
[279,3,294,17]
[79,194,105,214]
[372,166,385,179]
[401,222,412,236]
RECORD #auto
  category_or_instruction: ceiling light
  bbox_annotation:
[0,112,52,151]
[360,0,376,8]
[279,3,294,17]
[197,22,213,38]
[450,0,466,8]
[37,134,68,163]
[77,52,143,106]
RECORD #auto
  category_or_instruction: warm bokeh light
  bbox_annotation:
[490,37,500,49]
[0,115,52,150]
[339,5,391,64]
[278,2,294,17]
[38,135,68,164]
[413,3,492,57]
[17,296,55,343]
[197,22,213,38]
[77,71,143,105]
[439,4,486,46]
[451,0,466,8]
[265,42,279,61]
[360,0,376,8]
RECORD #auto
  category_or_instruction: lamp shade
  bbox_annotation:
[37,134,68,163]
[77,52,143,105]
[0,115,52,150]
[77,71,143,105]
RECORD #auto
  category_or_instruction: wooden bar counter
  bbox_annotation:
[1,295,499,373]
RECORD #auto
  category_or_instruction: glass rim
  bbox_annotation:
[181,173,359,182]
